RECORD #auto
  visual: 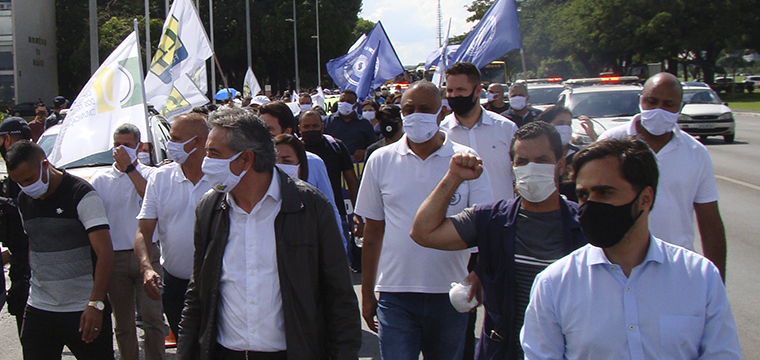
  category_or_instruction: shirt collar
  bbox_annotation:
[110,163,126,177]
[587,234,665,266]
[394,131,454,158]
[626,114,685,145]
[171,162,207,184]
[226,171,281,214]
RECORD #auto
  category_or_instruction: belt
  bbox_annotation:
[215,343,287,360]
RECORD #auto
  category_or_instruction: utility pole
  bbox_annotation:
[246,0,252,69]
[437,0,442,47]
[210,0,216,102]
[313,0,321,86]
[286,0,300,92]
[145,0,151,68]
[89,0,99,73]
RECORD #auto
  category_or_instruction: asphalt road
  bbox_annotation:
[1,113,759,358]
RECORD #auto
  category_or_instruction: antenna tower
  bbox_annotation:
[437,0,443,47]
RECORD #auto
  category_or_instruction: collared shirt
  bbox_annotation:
[324,112,377,155]
[521,236,741,359]
[137,162,210,279]
[599,116,720,250]
[441,107,517,200]
[91,163,157,251]
[355,132,494,293]
[217,174,286,352]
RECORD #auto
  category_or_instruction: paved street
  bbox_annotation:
[1,112,759,358]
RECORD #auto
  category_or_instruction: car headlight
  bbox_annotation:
[571,133,593,146]
[678,114,692,121]
[718,112,733,120]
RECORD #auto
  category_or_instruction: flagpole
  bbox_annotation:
[520,47,527,80]
[213,54,232,98]
[209,0,216,103]
[89,0,99,74]
[246,0,252,69]
[134,19,156,151]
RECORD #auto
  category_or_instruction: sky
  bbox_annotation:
[359,0,475,66]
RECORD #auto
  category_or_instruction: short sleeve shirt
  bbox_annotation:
[18,171,110,312]
[305,136,355,215]
[324,113,377,155]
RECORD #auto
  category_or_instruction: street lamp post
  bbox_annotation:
[286,0,300,92]
[313,0,321,86]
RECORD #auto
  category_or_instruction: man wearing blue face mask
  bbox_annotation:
[501,83,543,128]
[598,72,727,281]
[178,107,361,359]
[411,121,586,360]
[355,80,493,360]
[135,113,211,341]
[324,89,377,162]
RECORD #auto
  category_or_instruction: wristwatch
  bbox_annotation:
[125,164,136,174]
[88,300,105,311]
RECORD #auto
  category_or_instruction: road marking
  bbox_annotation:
[716,175,760,192]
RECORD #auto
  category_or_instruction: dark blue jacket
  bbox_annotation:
[472,196,586,359]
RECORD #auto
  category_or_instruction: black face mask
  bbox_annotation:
[380,120,400,139]
[300,130,323,146]
[447,89,478,116]
[578,192,644,248]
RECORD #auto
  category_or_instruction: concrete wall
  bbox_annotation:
[12,0,58,105]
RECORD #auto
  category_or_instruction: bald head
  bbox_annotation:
[640,72,683,114]
[401,80,442,115]
[488,83,504,94]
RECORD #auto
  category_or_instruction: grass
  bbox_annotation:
[721,92,760,112]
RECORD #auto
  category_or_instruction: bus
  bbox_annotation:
[424,60,508,85]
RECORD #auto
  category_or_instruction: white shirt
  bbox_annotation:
[137,162,211,279]
[355,133,494,293]
[599,116,720,250]
[521,236,741,360]
[217,174,286,352]
[441,107,517,201]
[91,163,157,251]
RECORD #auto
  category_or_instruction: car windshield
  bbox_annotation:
[528,87,564,105]
[567,90,642,118]
[38,132,113,169]
[683,89,722,104]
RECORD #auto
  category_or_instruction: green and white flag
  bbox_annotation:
[145,0,213,118]
[242,67,261,98]
[50,31,146,167]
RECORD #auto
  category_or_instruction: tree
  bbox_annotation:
[353,17,375,39]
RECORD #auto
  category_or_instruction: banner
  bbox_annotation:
[326,21,404,99]
[50,31,146,167]
[145,0,213,117]
[450,0,522,69]
[242,67,261,98]
[425,44,459,71]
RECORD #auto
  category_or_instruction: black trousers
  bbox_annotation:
[21,305,114,360]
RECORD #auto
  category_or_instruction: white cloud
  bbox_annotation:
[360,0,475,65]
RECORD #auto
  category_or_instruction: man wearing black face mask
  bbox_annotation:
[0,117,32,337]
[520,138,741,359]
[364,105,404,162]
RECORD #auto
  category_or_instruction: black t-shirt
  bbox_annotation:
[485,103,510,114]
[305,136,354,216]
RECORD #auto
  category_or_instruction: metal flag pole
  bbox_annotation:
[520,48,527,80]
[134,19,156,150]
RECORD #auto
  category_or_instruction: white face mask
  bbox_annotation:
[486,92,497,102]
[137,152,151,165]
[639,106,679,136]
[554,125,572,146]
[402,111,440,144]
[299,104,312,112]
[337,101,354,116]
[113,144,138,163]
[20,161,50,199]
[201,152,248,193]
[441,99,451,112]
[449,281,478,313]
[513,162,557,203]
[363,111,376,120]
[509,96,527,111]
[167,136,197,164]
[276,163,299,179]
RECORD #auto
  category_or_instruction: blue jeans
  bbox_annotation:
[377,292,469,360]
[163,269,190,337]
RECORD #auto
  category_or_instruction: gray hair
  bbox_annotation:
[114,123,141,143]
[207,107,276,173]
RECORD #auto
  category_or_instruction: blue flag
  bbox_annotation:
[326,21,404,98]
[451,0,522,69]
[356,41,381,100]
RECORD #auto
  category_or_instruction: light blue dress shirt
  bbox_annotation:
[521,236,741,360]
[306,152,347,251]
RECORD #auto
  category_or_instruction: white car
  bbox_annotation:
[36,115,172,182]
[526,83,566,111]
[678,86,735,143]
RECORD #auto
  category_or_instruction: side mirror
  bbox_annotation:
[723,102,729,106]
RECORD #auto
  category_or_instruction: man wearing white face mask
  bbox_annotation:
[355,80,493,360]
[484,83,510,114]
[411,121,586,360]
[178,107,361,359]
[442,62,518,201]
[598,72,727,281]
[135,113,211,340]
[501,83,543,128]
[91,124,163,360]
[324,89,377,162]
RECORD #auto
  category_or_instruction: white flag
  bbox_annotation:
[243,67,261,98]
[145,0,213,117]
[160,74,209,121]
[50,31,147,167]
[311,86,325,109]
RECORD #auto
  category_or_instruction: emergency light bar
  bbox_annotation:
[565,76,640,85]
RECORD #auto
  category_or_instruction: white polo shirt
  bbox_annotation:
[91,163,157,251]
[599,116,719,250]
[137,162,211,279]
[217,174,286,352]
[441,107,517,201]
[355,132,494,293]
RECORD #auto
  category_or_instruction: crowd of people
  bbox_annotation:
[0,62,743,360]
